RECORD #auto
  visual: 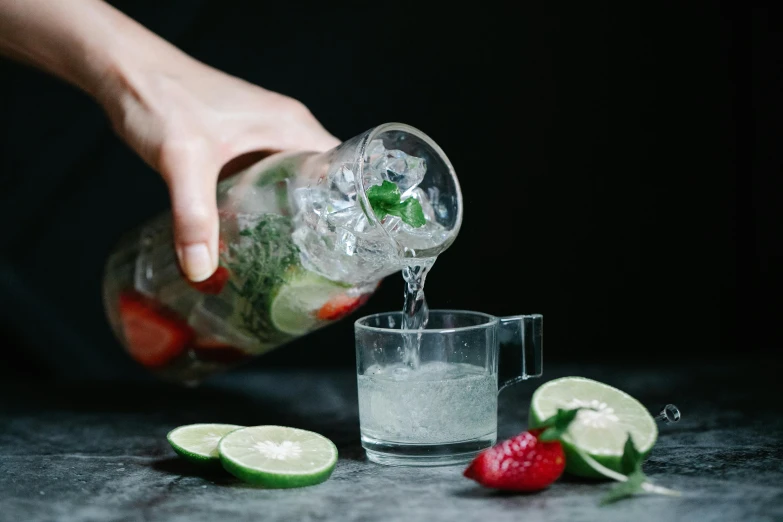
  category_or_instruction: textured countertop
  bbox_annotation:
[1,361,781,522]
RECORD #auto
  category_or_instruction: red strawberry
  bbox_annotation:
[317,292,369,321]
[118,291,193,368]
[463,429,566,491]
[188,266,230,295]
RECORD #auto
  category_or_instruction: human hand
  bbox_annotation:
[0,0,339,282]
[99,60,340,282]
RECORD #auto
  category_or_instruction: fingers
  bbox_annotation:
[161,142,220,282]
[169,175,219,282]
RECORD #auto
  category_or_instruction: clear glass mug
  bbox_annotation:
[103,123,462,384]
[355,310,543,466]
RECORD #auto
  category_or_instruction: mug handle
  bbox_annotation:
[497,314,543,392]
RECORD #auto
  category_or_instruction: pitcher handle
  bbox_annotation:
[498,314,543,392]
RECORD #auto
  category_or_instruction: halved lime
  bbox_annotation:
[269,271,347,335]
[529,376,658,478]
[218,425,338,488]
[167,423,244,464]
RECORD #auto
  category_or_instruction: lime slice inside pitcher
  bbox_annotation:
[167,423,244,464]
[270,271,349,335]
[218,426,338,488]
[529,377,658,478]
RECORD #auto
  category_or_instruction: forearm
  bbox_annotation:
[0,0,192,102]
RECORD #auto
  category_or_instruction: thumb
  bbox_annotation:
[163,154,220,283]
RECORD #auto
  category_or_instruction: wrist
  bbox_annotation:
[0,0,195,109]
[79,7,192,106]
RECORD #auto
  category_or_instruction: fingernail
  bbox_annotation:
[178,243,214,282]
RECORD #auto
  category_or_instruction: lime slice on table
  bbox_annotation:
[218,426,338,488]
[529,377,658,478]
[167,423,244,464]
[269,270,349,336]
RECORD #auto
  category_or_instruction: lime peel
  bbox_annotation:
[529,376,658,477]
[218,425,338,488]
[167,423,244,464]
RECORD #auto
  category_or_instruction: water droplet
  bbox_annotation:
[655,404,681,424]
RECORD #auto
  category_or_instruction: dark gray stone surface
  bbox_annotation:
[1,362,781,522]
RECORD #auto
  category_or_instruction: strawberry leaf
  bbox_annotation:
[538,408,581,441]
[600,471,646,505]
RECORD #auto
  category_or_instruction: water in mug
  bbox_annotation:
[358,362,497,444]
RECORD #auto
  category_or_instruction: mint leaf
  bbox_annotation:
[365,180,426,228]
[226,214,300,344]
[394,197,426,228]
[600,471,646,505]
[597,434,680,505]
[366,181,401,209]
[620,435,644,475]
[538,408,582,441]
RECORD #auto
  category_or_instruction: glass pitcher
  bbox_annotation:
[103,123,463,384]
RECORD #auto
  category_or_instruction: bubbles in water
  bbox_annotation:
[391,366,411,381]
[365,364,383,376]
[358,362,496,444]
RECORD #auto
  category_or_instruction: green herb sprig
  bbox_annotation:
[226,214,299,343]
[537,409,681,505]
[598,436,680,504]
[366,181,426,228]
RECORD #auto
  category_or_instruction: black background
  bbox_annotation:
[0,3,766,379]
